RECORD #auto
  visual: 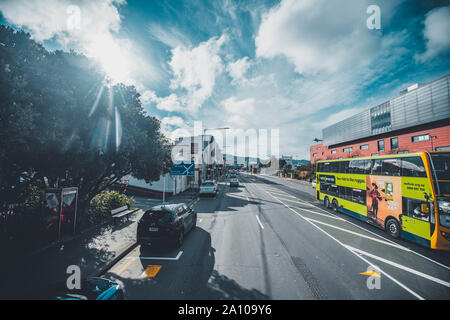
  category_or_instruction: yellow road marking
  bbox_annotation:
[141,265,162,278]
[360,270,381,278]
[116,257,136,275]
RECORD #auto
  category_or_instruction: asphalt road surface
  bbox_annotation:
[103,173,450,300]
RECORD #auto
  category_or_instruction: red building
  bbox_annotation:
[311,74,450,164]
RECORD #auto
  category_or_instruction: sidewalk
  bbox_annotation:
[0,190,199,299]
[0,209,143,299]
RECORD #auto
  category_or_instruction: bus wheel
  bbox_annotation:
[324,197,330,208]
[386,218,400,238]
[332,199,338,212]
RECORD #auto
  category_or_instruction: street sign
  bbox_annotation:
[170,161,195,176]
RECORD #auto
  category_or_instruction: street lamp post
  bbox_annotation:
[201,127,229,182]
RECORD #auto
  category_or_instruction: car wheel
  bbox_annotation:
[324,197,330,208]
[385,218,400,238]
[332,199,338,212]
[175,229,184,248]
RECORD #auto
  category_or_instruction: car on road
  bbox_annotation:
[56,277,124,300]
[199,180,218,196]
[229,176,239,187]
[311,179,316,188]
[137,203,197,248]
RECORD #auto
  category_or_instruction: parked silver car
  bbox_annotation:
[199,180,218,196]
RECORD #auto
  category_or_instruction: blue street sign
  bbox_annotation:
[170,161,195,176]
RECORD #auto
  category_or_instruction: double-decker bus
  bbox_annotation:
[315,152,450,250]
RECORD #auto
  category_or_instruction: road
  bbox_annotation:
[103,173,450,300]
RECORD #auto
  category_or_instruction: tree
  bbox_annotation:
[0,26,172,217]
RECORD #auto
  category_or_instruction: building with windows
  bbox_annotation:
[311,74,450,164]
[123,134,223,197]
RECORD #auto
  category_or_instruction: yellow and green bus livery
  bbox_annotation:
[315,151,450,251]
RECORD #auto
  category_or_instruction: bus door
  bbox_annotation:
[401,197,432,246]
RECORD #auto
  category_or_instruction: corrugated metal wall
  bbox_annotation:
[322,74,450,146]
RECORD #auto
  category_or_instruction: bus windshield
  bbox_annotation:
[429,153,450,195]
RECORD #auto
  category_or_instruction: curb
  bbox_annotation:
[91,240,139,278]
[24,208,140,260]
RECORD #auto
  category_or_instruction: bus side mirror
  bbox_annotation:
[423,192,430,201]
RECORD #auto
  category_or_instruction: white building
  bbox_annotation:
[123,134,223,197]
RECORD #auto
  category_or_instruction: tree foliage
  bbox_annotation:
[0,26,172,216]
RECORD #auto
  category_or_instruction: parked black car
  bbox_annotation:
[137,203,197,248]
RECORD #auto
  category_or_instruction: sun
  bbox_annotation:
[88,35,132,85]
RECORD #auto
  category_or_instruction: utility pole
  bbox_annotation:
[202,127,229,182]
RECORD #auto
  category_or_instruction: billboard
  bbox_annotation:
[43,187,78,240]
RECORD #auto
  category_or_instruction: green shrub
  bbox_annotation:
[88,190,134,223]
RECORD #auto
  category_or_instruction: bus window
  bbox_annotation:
[362,159,372,174]
[382,158,401,176]
[329,162,339,173]
[352,189,366,205]
[371,159,383,175]
[352,160,369,174]
[401,157,427,177]
[348,160,357,174]
[402,197,430,222]
[317,163,323,172]
[329,185,338,196]
[322,162,331,173]
[339,161,349,174]
[338,186,346,199]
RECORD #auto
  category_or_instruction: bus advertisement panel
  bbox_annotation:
[366,175,402,229]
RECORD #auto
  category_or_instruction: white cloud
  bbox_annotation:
[226,57,251,83]
[148,23,191,48]
[0,0,162,85]
[168,35,228,112]
[160,116,193,142]
[161,116,185,127]
[255,0,382,74]
[141,90,184,112]
[0,0,123,42]
[416,6,450,62]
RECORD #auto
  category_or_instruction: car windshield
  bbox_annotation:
[202,182,214,186]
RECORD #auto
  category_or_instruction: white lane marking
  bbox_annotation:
[131,250,183,261]
[310,206,450,271]
[272,196,316,207]
[260,177,450,271]
[267,190,297,198]
[346,245,450,288]
[302,216,408,250]
[288,206,345,221]
[255,215,264,229]
[262,187,425,300]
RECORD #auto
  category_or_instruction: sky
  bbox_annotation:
[0,0,449,160]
